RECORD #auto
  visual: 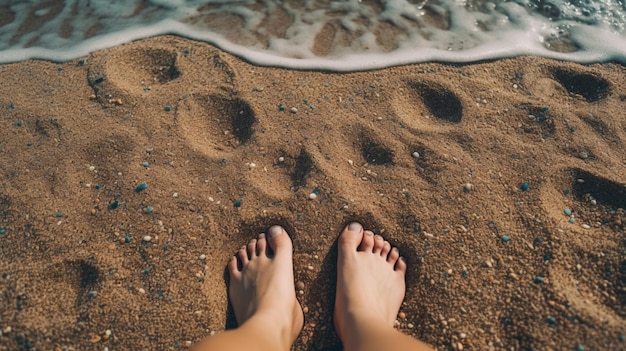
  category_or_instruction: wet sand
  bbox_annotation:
[0,35,624,350]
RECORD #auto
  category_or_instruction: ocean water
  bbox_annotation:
[1,0,626,71]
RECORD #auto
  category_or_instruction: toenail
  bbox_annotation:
[267,225,283,238]
[364,230,373,236]
[258,233,266,239]
[348,222,362,233]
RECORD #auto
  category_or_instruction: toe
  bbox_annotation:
[228,256,242,279]
[238,246,249,265]
[358,230,375,252]
[395,256,407,273]
[339,222,364,252]
[267,225,293,257]
[381,241,391,257]
[247,239,257,259]
[387,247,400,264]
[372,235,385,254]
[256,233,267,256]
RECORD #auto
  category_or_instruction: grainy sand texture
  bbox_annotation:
[0,36,625,351]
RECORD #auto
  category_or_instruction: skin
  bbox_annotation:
[192,222,434,351]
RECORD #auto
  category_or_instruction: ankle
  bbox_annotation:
[338,312,395,349]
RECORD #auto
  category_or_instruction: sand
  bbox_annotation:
[0,35,624,351]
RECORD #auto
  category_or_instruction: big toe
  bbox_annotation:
[267,225,293,256]
[338,222,364,251]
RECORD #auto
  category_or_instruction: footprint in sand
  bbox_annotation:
[540,167,625,327]
[86,36,236,106]
[390,79,463,132]
[176,94,257,160]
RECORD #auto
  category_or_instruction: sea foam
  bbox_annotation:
[1,0,626,71]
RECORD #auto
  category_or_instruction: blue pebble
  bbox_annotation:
[234,200,242,208]
[543,254,551,261]
[535,276,544,283]
[135,183,148,192]
[77,60,85,66]
[143,269,150,275]
[303,99,309,104]
[564,208,572,216]
[95,184,103,190]
[618,335,624,342]
[16,120,23,127]
[569,217,576,224]
[575,345,585,351]
[157,290,164,297]
[87,290,97,298]
[55,212,63,218]
[164,105,172,112]
[9,103,15,109]
[57,67,63,72]
[546,316,556,325]
[312,187,320,195]
[94,77,105,84]
[142,161,149,168]
[163,246,169,251]
[0,228,6,234]
[109,200,119,209]
[461,271,468,277]
[144,206,154,214]
[278,104,285,111]
[124,235,131,243]
[143,87,151,92]
[501,235,510,242]
[521,182,529,191]
[310,105,316,110]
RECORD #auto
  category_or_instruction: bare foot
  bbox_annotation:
[227,225,304,347]
[334,222,407,342]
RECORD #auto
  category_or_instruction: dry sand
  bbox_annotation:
[0,35,624,351]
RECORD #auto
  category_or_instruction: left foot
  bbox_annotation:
[227,225,304,346]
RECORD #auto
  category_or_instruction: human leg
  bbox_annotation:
[334,222,434,351]
[192,226,303,351]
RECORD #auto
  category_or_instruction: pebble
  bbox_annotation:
[459,333,467,339]
[501,235,510,242]
[135,183,148,192]
[143,235,152,242]
[578,152,588,159]
[142,161,149,168]
[199,254,206,260]
[290,107,298,113]
[109,200,119,209]
[564,208,572,216]
[138,288,146,294]
[398,312,406,319]
[90,335,101,343]
[581,224,591,229]
[278,156,285,162]
[407,323,414,329]
[575,345,585,351]
[308,193,317,200]
[296,281,305,289]
[412,151,420,158]
[0,228,6,234]
[463,183,474,192]
[144,206,154,214]
[546,316,556,325]
[569,217,576,224]
[520,181,529,191]
[164,105,172,112]
[534,276,544,283]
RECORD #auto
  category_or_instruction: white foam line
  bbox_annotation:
[1,18,624,71]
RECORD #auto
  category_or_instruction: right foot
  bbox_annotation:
[227,225,304,348]
[334,222,407,341]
